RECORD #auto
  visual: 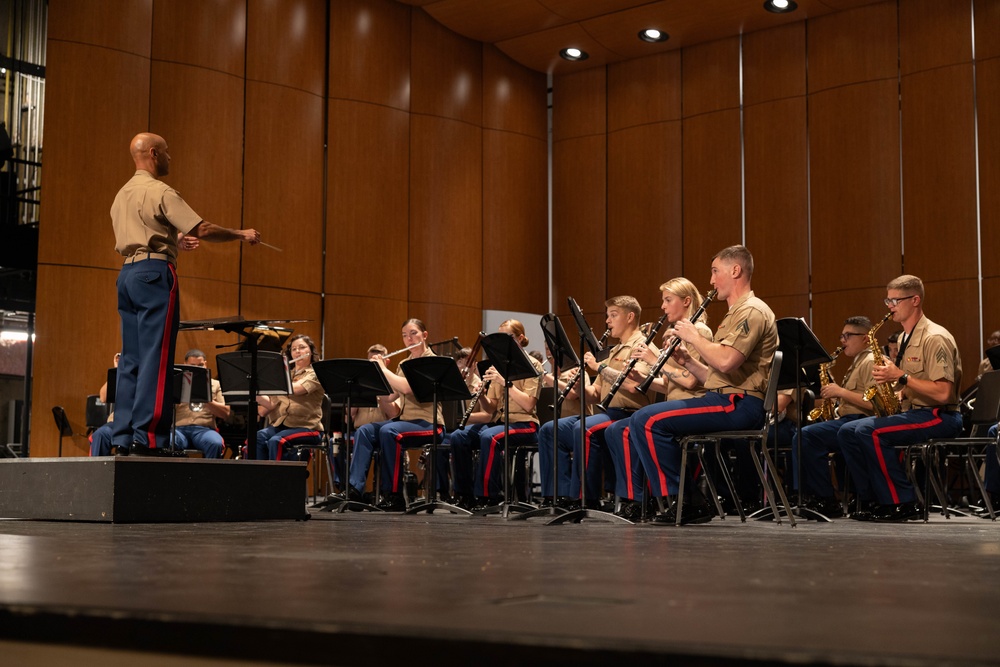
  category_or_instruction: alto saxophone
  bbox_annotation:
[807,346,843,422]
[862,312,902,417]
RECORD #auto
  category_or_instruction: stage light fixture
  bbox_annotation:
[764,0,798,13]
[638,29,669,43]
[559,47,589,62]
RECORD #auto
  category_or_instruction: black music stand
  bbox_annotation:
[216,350,293,459]
[752,317,833,522]
[469,332,541,518]
[180,317,305,460]
[987,345,1000,371]
[548,297,632,525]
[51,406,74,457]
[311,359,391,513]
[510,313,578,521]
[401,356,472,514]
[170,364,212,455]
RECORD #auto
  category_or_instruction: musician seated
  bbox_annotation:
[173,349,229,458]
[255,335,324,461]
[89,352,120,456]
[977,329,1000,380]
[454,346,481,390]
[448,320,543,511]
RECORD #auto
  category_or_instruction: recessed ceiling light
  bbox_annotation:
[638,28,669,43]
[559,47,589,62]
[764,0,798,13]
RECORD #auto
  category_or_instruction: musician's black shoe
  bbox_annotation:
[803,495,845,518]
[872,501,922,523]
[376,493,406,512]
[556,497,580,510]
[470,497,499,512]
[130,443,185,457]
[538,497,554,508]
[653,498,714,525]
[614,500,643,522]
[111,445,130,456]
[451,495,474,510]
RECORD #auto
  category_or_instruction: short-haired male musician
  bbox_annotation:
[791,316,875,517]
[977,329,1000,379]
[838,275,963,522]
[172,349,230,458]
[629,245,778,524]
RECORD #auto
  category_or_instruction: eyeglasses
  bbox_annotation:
[884,295,917,307]
[839,332,865,340]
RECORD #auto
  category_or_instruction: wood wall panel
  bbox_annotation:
[482,130,548,314]
[324,296,409,361]
[807,2,898,93]
[408,115,483,307]
[808,80,901,294]
[148,62,245,284]
[900,66,977,282]
[242,82,325,293]
[326,100,410,298]
[552,134,606,318]
[37,42,151,268]
[552,68,606,141]
[763,295,811,323]
[47,0,152,54]
[811,287,895,355]
[899,0,972,75]
[607,52,681,132]
[247,0,326,95]
[240,285,323,355]
[680,37,740,118]
[923,278,980,392]
[174,275,241,373]
[744,98,809,302]
[984,278,1000,342]
[410,8,483,123]
[482,45,547,138]
[978,57,1000,281]
[607,122,682,306]
[329,0,412,110]
[975,0,1000,61]
[29,266,120,457]
[409,303,483,353]
[681,110,742,275]
[742,22,806,107]
[151,0,246,76]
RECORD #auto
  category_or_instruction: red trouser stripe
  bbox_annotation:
[642,395,739,497]
[391,429,439,493]
[870,410,942,505]
[483,425,538,496]
[275,430,321,462]
[147,263,178,449]
[621,426,633,498]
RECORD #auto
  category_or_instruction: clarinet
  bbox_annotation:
[457,378,491,429]
[636,289,717,395]
[595,313,670,412]
[554,329,611,410]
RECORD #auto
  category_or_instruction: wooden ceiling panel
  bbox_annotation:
[421,0,564,43]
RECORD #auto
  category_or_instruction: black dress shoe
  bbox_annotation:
[872,501,921,522]
[557,497,581,511]
[111,445,130,456]
[654,500,714,525]
[613,500,643,522]
[376,494,407,512]
[130,443,185,457]
[470,497,499,512]
[804,496,844,518]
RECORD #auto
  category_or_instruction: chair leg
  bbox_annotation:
[676,441,688,526]
[711,441,746,522]
[966,448,995,520]
[695,442,727,520]
[751,440,796,527]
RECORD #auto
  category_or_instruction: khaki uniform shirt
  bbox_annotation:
[705,291,777,399]
[111,170,202,263]
[269,365,324,429]
[175,378,224,428]
[660,320,713,402]
[897,315,962,410]
[837,349,875,417]
[596,329,652,411]
[487,354,544,424]
[353,406,388,429]
[396,348,445,424]
[556,367,592,416]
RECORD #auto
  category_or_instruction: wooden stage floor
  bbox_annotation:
[1,508,998,666]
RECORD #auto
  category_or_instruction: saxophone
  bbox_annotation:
[807,346,843,422]
[862,312,902,417]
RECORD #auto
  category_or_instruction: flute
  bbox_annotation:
[379,342,422,359]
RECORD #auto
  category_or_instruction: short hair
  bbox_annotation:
[500,319,529,347]
[844,316,871,330]
[659,277,709,327]
[183,349,206,360]
[887,331,900,344]
[713,245,754,279]
[887,274,924,299]
[528,350,544,364]
[605,295,641,320]
[367,343,387,356]
[455,346,472,361]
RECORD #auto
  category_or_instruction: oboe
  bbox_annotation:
[636,289,717,395]
[595,313,670,412]
[554,329,610,410]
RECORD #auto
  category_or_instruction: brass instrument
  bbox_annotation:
[554,329,611,410]
[807,346,843,422]
[862,312,902,417]
[636,289,717,395]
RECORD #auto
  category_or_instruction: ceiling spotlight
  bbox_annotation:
[559,47,589,62]
[638,29,669,43]
[764,0,798,12]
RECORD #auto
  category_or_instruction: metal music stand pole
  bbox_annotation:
[401,356,473,515]
[510,313,578,521]
[170,364,212,455]
[310,359,391,513]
